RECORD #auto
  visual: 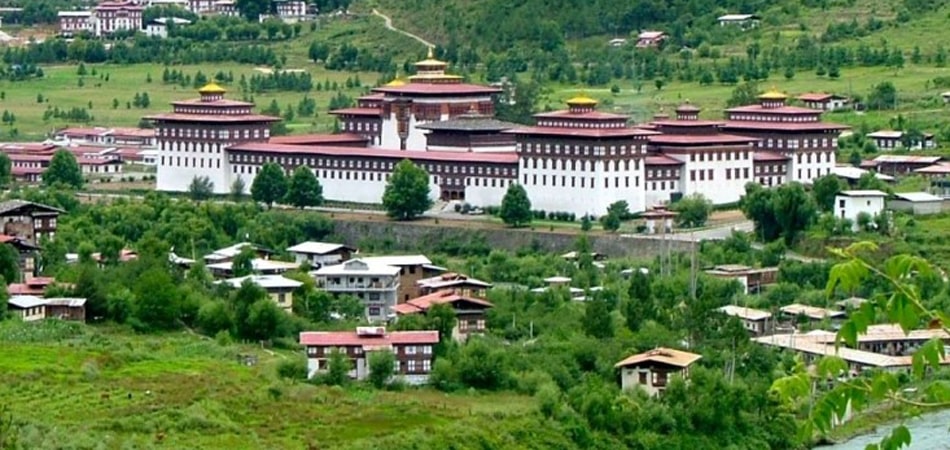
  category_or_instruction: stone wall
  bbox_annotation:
[331,219,693,259]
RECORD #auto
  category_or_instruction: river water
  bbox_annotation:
[818,409,950,449]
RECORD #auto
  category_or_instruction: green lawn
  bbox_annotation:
[0,321,534,450]
[0,61,378,140]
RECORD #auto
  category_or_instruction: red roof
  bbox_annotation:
[648,134,759,145]
[373,83,501,96]
[0,143,57,153]
[171,99,255,107]
[299,330,439,347]
[506,126,657,139]
[0,235,15,243]
[722,121,850,131]
[144,113,280,123]
[328,107,382,116]
[395,290,494,316]
[534,110,629,120]
[753,151,790,162]
[228,143,518,164]
[644,155,684,166]
[649,119,725,127]
[268,133,368,145]
[77,157,121,165]
[9,154,51,162]
[726,105,820,114]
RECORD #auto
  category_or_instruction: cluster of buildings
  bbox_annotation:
[58,0,310,38]
[149,51,849,217]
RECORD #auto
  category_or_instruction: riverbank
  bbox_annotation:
[819,408,950,449]
[821,400,921,445]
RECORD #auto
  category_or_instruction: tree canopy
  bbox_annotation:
[188,176,215,201]
[741,182,817,245]
[382,159,432,220]
[0,153,11,187]
[43,150,83,189]
[499,183,532,227]
[811,174,846,212]
[672,193,712,228]
[251,162,288,208]
[284,166,324,208]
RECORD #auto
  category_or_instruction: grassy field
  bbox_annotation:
[0,320,534,449]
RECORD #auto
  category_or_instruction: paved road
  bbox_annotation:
[372,9,434,48]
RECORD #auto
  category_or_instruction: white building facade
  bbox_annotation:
[835,190,887,230]
[313,259,401,321]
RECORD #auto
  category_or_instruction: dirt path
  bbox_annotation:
[371,8,434,48]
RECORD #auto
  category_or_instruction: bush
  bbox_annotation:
[277,358,308,381]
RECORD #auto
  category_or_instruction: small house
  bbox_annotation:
[871,155,943,176]
[359,255,444,302]
[144,17,192,39]
[704,264,778,294]
[608,38,627,47]
[44,297,87,321]
[641,206,677,234]
[636,31,666,48]
[8,295,47,322]
[717,305,772,336]
[416,272,492,297]
[393,290,494,340]
[888,192,944,215]
[299,327,440,384]
[835,190,887,230]
[286,241,357,268]
[797,93,849,111]
[219,274,303,311]
[830,166,894,187]
[717,14,760,28]
[867,131,936,151]
[615,347,702,396]
[203,242,274,264]
[779,303,846,328]
[206,258,299,278]
[942,92,950,103]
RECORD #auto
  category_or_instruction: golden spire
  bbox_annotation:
[759,85,787,100]
[427,46,434,59]
[566,92,598,106]
[198,82,226,95]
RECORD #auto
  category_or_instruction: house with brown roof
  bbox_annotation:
[299,327,440,384]
[7,276,69,296]
[797,93,850,111]
[615,347,702,396]
[393,290,494,340]
[636,31,666,48]
[717,305,772,335]
[416,272,492,297]
[867,130,936,151]
[704,264,778,294]
[0,200,63,245]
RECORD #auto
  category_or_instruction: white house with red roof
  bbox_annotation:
[300,327,439,384]
[797,93,849,111]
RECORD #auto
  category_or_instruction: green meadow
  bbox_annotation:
[0,321,534,449]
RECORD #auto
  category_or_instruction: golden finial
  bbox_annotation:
[427,47,434,59]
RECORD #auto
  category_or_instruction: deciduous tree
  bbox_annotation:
[284,166,323,208]
[43,150,83,189]
[672,193,712,228]
[382,159,432,220]
[368,350,395,388]
[188,175,214,201]
[251,162,287,208]
[0,153,11,187]
[231,246,256,278]
[811,174,846,212]
[499,183,532,227]
[230,177,247,202]
[0,244,18,284]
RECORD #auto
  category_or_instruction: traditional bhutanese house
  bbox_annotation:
[830,166,894,187]
[640,205,677,234]
[7,295,46,321]
[867,130,936,151]
[206,258,299,278]
[635,31,666,48]
[393,290,494,340]
[717,305,772,336]
[0,200,63,245]
[7,276,64,296]
[913,162,950,180]
[643,155,685,207]
[835,190,887,230]
[779,303,846,327]
[753,151,791,187]
[717,14,760,28]
[888,192,944,215]
[416,272,492,297]
[300,327,440,384]
[286,241,357,268]
[0,234,39,280]
[203,242,275,264]
[704,264,778,294]
[267,133,369,148]
[615,347,702,396]
[44,297,87,321]
[866,154,942,176]
[219,274,303,311]
[797,93,850,111]
[359,255,445,303]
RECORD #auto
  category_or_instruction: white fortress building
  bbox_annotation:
[147,54,848,216]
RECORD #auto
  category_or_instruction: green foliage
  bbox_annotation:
[43,150,83,189]
[0,154,10,187]
[383,159,432,220]
[188,175,214,201]
[230,246,256,278]
[741,182,817,245]
[773,243,950,449]
[500,183,532,227]
[284,166,324,208]
[726,81,760,108]
[368,350,396,388]
[582,292,614,339]
[324,348,350,386]
[131,267,181,331]
[0,245,18,285]
[276,358,308,381]
[672,193,712,228]
[230,176,247,202]
[251,162,288,208]
[867,81,898,110]
[624,270,654,332]
[811,174,846,212]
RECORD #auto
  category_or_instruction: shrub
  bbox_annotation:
[277,358,308,381]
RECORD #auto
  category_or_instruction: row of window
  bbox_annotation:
[341,121,380,133]
[754,164,788,174]
[171,107,253,115]
[159,127,262,139]
[690,167,751,182]
[796,151,835,164]
[798,168,832,180]
[524,173,640,189]
[649,181,677,191]
[758,138,836,150]
[646,169,680,179]
[161,141,221,153]
[522,157,641,172]
[519,142,646,156]
[729,113,820,123]
[689,150,750,163]
[395,359,432,373]
[535,120,627,129]
[162,156,221,169]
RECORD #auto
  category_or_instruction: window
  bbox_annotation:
[422,345,432,354]
[422,359,431,372]
[406,345,417,355]
[368,306,381,316]
[639,371,647,384]
[407,360,417,372]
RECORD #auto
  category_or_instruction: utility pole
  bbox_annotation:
[689,229,697,301]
